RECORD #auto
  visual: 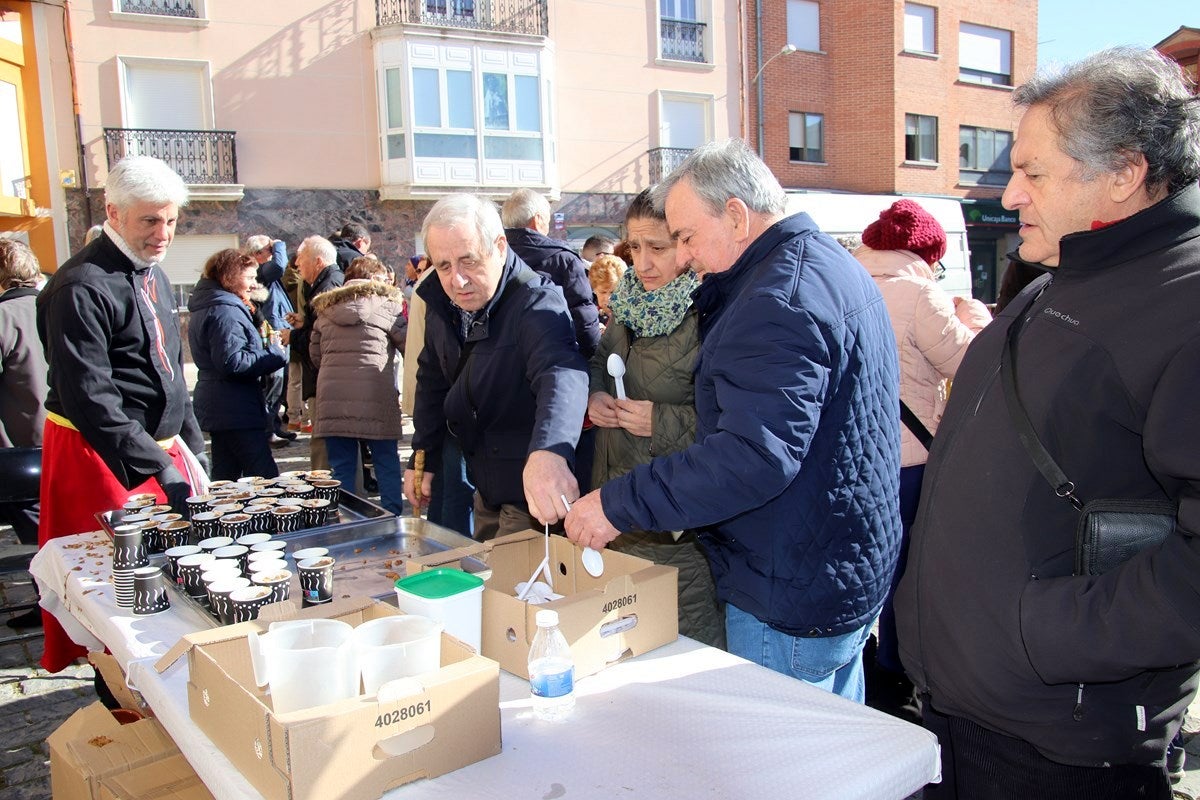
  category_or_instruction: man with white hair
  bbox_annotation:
[287,235,343,470]
[501,187,600,358]
[37,155,208,671]
[404,193,587,539]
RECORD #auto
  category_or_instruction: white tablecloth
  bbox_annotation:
[32,532,941,800]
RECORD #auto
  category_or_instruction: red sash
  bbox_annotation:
[37,420,193,672]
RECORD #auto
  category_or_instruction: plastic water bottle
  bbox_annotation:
[528,609,575,721]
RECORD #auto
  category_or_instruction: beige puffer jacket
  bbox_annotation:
[855,246,992,466]
[310,280,407,440]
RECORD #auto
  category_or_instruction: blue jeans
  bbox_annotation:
[427,436,474,537]
[725,603,876,703]
[325,437,403,515]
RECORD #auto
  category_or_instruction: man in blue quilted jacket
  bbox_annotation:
[566,138,901,700]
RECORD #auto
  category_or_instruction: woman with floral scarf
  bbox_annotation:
[587,188,725,649]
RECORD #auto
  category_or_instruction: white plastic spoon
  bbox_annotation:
[561,495,605,578]
[607,352,627,400]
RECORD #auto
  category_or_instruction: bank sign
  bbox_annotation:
[965,203,1019,226]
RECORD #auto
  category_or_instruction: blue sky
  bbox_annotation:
[1037,0,1196,66]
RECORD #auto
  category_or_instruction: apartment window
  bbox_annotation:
[786,0,820,52]
[959,23,1012,86]
[425,0,475,20]
[905,114,937,162]
[659,0,708,63]
[660,94,710,150]
[959,126,1013,185]
[122,59,210,130]
[380,42,550,189]
[788,112,823,163]
[383,67,406,159]
[903,4,936,54]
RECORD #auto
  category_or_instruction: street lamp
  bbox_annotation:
[753,43,798,84]
[753,44,798,156]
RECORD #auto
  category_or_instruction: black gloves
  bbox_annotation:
[156,464,193,519]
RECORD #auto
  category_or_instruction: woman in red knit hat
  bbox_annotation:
[853,199,992,719]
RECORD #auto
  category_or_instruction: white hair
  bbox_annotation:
[104,156,189,210]
[421,194,505,258]
[298,235,336,266]
[244,234,271,254]
[500,187,550,229]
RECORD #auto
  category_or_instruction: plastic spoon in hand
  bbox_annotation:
[607,353,627,400]
[561,494,605,577]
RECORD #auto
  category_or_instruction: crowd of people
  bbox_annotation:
[3,45,1200,798]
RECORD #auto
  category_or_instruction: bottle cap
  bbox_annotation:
[535,609,559,628]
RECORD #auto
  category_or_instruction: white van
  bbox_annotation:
[784,192,972,298]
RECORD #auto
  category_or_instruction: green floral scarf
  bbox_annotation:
[608,266,698,338]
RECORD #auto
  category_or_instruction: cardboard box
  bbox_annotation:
[48,702,204,800]
[154,597,501,800]
[98,754,214,800]
[411,530,679,679]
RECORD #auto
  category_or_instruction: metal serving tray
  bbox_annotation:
[272,515,491,599]
[94,487,392,541]
[99,510,486,629]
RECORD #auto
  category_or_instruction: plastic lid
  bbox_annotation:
[394,567,485,599]
[535,609,559,628]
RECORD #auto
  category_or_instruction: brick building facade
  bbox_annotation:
[747,0,1038,301]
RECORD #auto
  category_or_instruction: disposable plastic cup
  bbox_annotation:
[354,615,443,695]
[247,619,358,714]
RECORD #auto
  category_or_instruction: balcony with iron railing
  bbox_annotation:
[660,18,707,63]
[117,0,199,18]
[376,0,547,36]
[103,128,243,200]
[648,147,692,184]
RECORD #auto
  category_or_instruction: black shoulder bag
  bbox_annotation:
[1001,285,1176,576]
[900,400,934,450]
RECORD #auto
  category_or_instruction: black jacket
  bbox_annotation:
[504,227,601,358]
[411,248,587,507]
[37,232,205,488]
[896,184,1200,767]
[329,236,365,271]
[291,264,344,398]
[187,279,286,432]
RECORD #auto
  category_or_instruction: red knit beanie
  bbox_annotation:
[861,200,947,265]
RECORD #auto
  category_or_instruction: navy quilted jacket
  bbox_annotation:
[601,213,902,636]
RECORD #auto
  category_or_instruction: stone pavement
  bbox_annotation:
[2,424,1200,798]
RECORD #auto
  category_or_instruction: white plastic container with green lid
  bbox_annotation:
[394,568,486,651]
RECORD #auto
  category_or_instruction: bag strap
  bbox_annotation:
[999,276,1084,510]
[899,400,934,450]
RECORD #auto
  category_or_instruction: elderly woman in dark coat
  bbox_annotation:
[310,256,407,514]
[588,188,724,649]
[188,249,287,480]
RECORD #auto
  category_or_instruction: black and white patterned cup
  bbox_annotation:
[228,585,273,623]
[235,532,272,549]
[308,479,341,504]
[212,544,250,576]
[250,540,287,556]
[191,511,224,541]
[207,577,251,625]
[177,552,217,599]
[251,569,293,604]
[112,530,147,570]
[271,505,303,534]
[297,556,335,607]
[198,535,234,554]
[299,498,333,529]
[244,506,275,533]
[164,544,202,584]
[132,566,170,616]
[218,513,252,540]
[156,520,191,552]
